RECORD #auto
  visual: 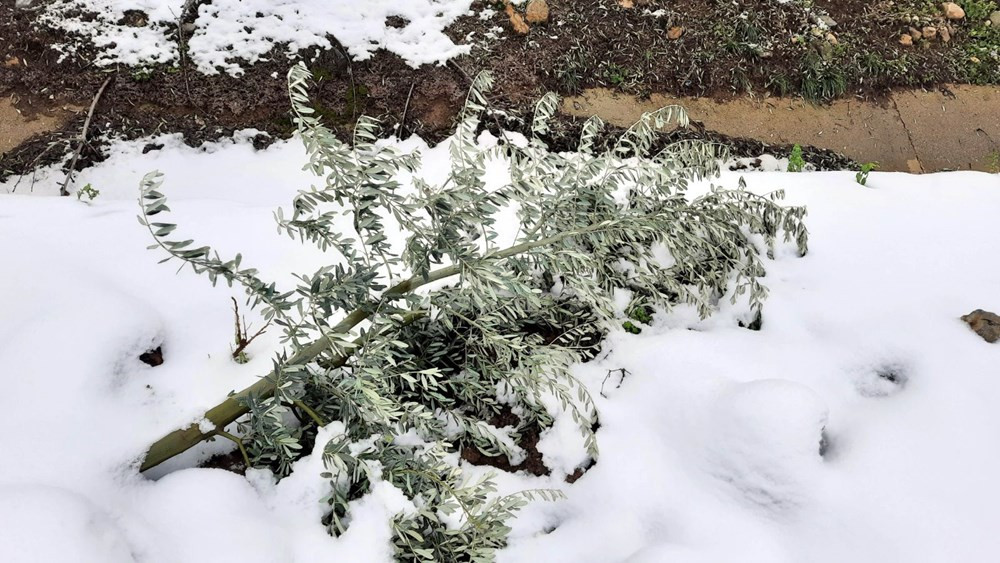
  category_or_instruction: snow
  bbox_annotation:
[2,131,1000,562]
[36,0,474,74]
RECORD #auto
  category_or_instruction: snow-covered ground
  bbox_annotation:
[1,133,999,562]
[34,0,475,73]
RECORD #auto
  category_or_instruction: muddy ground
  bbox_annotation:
[2,0,999,179]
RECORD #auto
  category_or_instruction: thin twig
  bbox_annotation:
[231,296,268,360]
[292,400,326,427]
[400,81,416,137]
[60,74,113,196]
[214,428,252,469]
[600,368,630,398]
[333,42,358,123]
[172,0,197,101]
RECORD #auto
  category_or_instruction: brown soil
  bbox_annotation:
[461,407,550,477]
[564,85,1000,172]
[0,97,80,156]
[448,0,992,101]
[460,407,595,483]
[1,0,998,180]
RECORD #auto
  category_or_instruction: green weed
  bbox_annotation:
[76,183,100,202]
[787,144,806,172]
[855,162,879,186]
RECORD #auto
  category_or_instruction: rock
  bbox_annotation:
[970,55,981,64]
[668,26,684,40]
[826,32,838,45]
[182,22,196,33]
[14,0,33,7]
[525,0,549,24]
[819,15,838,27]
[139,346,164,366]
[940,26,951,42]
[505,2,530,34]
[991,11,1000,27]
[961,310,1000,343]
[909,27,922,41]
[942,2,965,20]
[618,0,634,7]
[923,26,937,40]
[3,56,19,67]
[899,33,913,46]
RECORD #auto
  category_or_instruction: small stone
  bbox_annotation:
[667,26,684,40]
[810,27,823,37]
[525,0,549,24]
[909,27,922,41]
[139,346,164,367]
[3,56,19,67]
[961,310,1000,343]
[942,2,965,20]
[899,33,913,46]
[505,2,530,34]
[923,26,937,40]
[826,32,838,45]
[990,11,1000,27]
[618,0,634,7]
[940,26,951,42]
[182,22,196,33]
[970,56,981,64]
[819,15,837,27]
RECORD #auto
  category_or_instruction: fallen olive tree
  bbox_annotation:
[137,63,807,561]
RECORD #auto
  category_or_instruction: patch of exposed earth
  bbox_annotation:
[564,85,1000,172]
[0,97,81,156]
[2,0,999,180]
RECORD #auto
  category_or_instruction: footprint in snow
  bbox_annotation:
[703,379,829,513]
[852,360,909,398]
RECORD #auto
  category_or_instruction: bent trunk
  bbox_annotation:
[138,227,606,472]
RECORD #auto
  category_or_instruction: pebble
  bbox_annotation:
[942,2,965,20]
[525,0,549,24]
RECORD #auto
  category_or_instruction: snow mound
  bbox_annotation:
[0,485,134,563]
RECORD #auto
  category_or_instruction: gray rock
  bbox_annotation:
[819,15,837,27]
[990,11,1000,27]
